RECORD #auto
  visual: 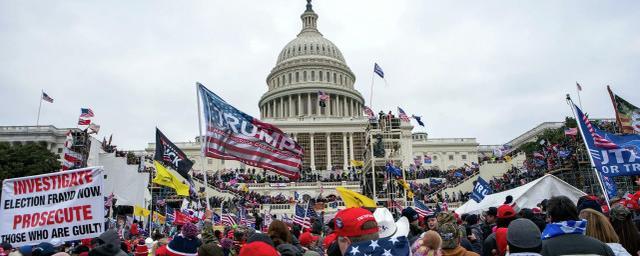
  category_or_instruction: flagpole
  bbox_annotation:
[576,82,583,110]
[195,82,211,209]
[566,95,611,208]
[369,68,375,110]
[36,89,43,126]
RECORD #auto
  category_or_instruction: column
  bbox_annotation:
[289,95,293,118]
[349,132,354,161]
[310,133,316,170]
[280,98,284,118]
[342,132,348,169]
[307,93,312,116]
[326,133,332,170]
[298,94,302,116]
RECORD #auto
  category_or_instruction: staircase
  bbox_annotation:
[434,153,526,198]
[191,177,237,199]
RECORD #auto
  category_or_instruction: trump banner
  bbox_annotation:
[1,167,105,246]
[573,104,640,177]
[198,83,303,179]
[470,176,492,203]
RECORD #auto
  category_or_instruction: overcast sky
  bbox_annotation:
[1,0,639,149]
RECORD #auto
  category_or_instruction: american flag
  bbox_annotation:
[423,155,432,164]
[212,212,221,225]
[388,200,404,213]
[62,148,82,171]
[580,109,618,149]
[42,92,54,103]
[198,83,303,179]
[80,108,94,118]
[374,63,385,78]
[564,127,578,136]
[294,204,311,228]
[397,107,410,122]
[345,235,410,256]
[413,198,433,217]
[576,82,582,91]
[281,214,293,224]
[221,212,237,226]
[364,106,375,119]
[78,118,91,125]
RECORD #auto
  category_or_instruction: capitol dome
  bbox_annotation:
[259,0,365,120]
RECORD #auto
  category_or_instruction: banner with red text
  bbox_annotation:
[1,167,105,246]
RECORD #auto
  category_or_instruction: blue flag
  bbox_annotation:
[385,162,402,177]
[411,115,425,127]
[573,104,640,177]
[374,63,384,78]
[470,177,492,203]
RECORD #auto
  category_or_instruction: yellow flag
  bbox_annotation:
[153,212,166,224]
[350,160,364,167]
[504,155,512,163]
[153,161,190,196]
[134,205,150,217]
[336,186,376,208]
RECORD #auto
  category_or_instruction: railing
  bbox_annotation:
[426,170,480,198]
[259,201,346,211]
[244,181,359,188]
[192,177,239,197]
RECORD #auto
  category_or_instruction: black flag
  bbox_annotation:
[154,128,193,179]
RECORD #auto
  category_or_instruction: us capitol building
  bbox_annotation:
[186,0,480,174]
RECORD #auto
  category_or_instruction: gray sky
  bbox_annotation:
[1,0,639,149]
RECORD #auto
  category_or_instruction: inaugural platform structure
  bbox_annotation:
[362,118,413,206]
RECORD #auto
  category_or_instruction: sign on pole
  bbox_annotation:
[470,176,492,203]
[1,167,105,246]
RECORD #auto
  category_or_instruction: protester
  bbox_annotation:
[482,204,516,256]
[438,221,478,256]
[334,207,380,255]
[579,208,631,256]
[427,213,439,231]
[88,230,128,256]
[480,207,497,241]
[505,219,542,256]
[609,204,640,256]
[540,196,614,256]
[402,207,423,242]
[463,214,482,254]
[199,222,223,256]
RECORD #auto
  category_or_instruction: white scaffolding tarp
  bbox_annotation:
[455,174,586,214]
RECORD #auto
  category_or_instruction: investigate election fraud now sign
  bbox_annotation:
[0,167,105,246]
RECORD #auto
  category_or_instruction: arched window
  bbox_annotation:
[304,44,307,51]
[282,75,285,85]
[333,73,337,83]
[296,72,299,82]
[319,71,323,81]
[303,71,307,82]
[311,71,315,81]
[277,77,280,87]
[340,74,343,85]
[326,72,330,82]
[288,73,292,84]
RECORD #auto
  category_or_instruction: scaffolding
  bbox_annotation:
[362,117,409,207]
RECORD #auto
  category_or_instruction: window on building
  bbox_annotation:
[462,155,467,160]
[57,148,63,153]
[333,73,337,83]
[311,71,315,81]
[303,71,307,82]
[433,156,438,160]
[208,159,212,164]
[296,72,299,82]
[221,159,225,164]
[288,73,292,84]
[319,71,323,81]
[448,155,453,160]
[326,72,330,82]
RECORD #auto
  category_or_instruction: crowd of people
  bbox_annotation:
[5,189,639,256]
[211,168,360,184]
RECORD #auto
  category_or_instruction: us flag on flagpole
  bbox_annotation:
[80,108,94,118]
[398,107,411,122]
[42,92,54,103]
[198,83,303,179]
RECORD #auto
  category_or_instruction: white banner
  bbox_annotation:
[1,167,105,246]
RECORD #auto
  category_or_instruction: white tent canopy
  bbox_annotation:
[455,174,586,214]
